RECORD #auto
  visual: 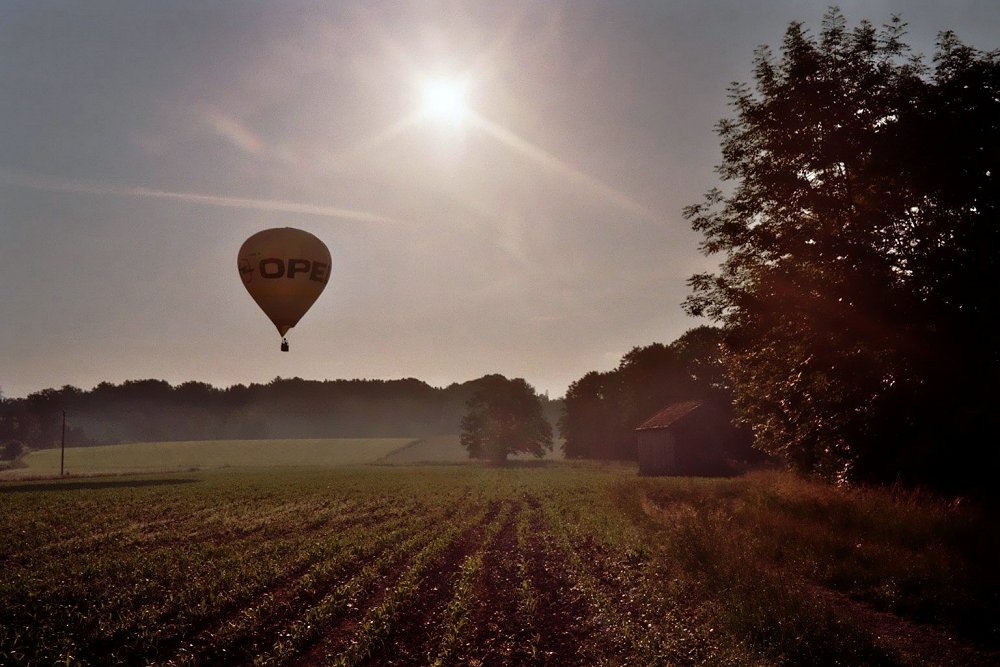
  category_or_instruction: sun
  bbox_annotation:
[421,78,469,124]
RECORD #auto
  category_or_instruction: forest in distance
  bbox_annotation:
[0,326,743,463]
[0,375,563,448]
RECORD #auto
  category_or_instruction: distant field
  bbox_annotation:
[3,435,565,478]
[381,435,566,464]
[2,438,417,477]
[380,435,470,464]
[2,466,997,665]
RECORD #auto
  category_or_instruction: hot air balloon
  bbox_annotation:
[238,227,331,351]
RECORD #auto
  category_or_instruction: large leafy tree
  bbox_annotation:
[684,9,999,490]
[460,375,553,463]
[558,370,616,459]
[560,344,692,460]
[560,327,741,460]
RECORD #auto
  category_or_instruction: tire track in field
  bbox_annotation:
[421,500,518,666]
[446,501,530,665]
[293,500,502,666]
[522,495,600,666]
[541,498,717,666]
[354,504,503,666]
[804,580,1000,667]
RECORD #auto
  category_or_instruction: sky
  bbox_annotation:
[1,1,998,400]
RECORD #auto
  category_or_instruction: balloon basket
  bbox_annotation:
[281,338,289,352]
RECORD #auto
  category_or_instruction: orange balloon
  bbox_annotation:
[237,228,331,340]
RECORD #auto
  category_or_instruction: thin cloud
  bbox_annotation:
[468,112,662,224]
[0,168,401,224]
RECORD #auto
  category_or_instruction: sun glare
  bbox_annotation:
[421,78,468,124]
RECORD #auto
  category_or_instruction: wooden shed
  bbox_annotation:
[635,400,730,476]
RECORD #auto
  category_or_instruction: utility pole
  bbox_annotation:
[60,411,66,477]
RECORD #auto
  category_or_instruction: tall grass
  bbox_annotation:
[615,471,1000,660]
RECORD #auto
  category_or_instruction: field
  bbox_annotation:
[1,438,420,478]
[3,436,564,478]
[380,436,564,465]
[2,465,998,666]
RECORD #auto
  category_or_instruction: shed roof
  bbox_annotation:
[635,400,703,431]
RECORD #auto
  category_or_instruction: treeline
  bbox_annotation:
[559,326,754,462]
[0,376,562,449]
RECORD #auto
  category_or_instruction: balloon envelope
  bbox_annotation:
[238,227,331,337]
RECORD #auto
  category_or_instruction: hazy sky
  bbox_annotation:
[2,1,998,399]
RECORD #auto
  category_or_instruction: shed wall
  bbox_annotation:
[638,430,676,475]
[636,403,731,477]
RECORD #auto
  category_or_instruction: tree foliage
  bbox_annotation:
[460,375,553,463]
[0,440,24,462]
[0,376,562,447]
[684,9,999,490]
[559,327,751,461]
